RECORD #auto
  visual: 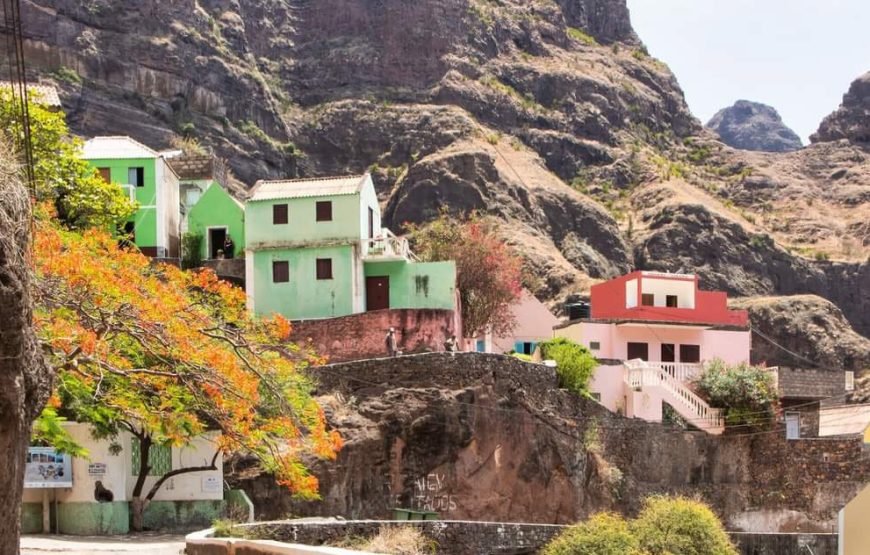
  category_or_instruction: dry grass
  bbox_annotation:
[362,526,436,555]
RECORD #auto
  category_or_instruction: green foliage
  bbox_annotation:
[53,66,83,85]
[543,513,642,555]
[694,359,779,428]
[814,250,830,261]
[181,232,204,269]
[179,121,196,137]
[0,90,136,229]
[32,407,89,457]
[632,48,647,61]
[749,234,773,250]
[633,496,737,555]
[543,497,735,555]
[510,352,533,362]
[538,337,596,396]
[238,119,298,156]
[567,27,599,46]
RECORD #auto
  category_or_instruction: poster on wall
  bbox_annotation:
[24,446,73,488]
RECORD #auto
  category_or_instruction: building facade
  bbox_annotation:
[475,291,560,354]
[187,182,246,261]
[245,174,457,320]
[82,136,181,258]
[555,271,752,433]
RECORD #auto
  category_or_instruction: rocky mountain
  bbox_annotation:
[13,1,870,346]
[812,71,870,143]
[706,100,802,152]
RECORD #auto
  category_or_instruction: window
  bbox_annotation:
[128,167,145,187]
[641,293,654,306]
[316,258,333,280]
[666,295,678,308]
[679,344,701,363]
[661,343,676,363]
[131,441,172,476]
[368,207,375,239]
[513,341,536,355]
[316,201,332,222]
[273,204,288,225]
[589,341,600,351]
[627,342,649,361]
[98,167,111,183]
[272,260,289,283]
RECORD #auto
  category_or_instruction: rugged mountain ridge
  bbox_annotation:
[706,100,802,152]
[812,71,870,143]
[13,1,870,344]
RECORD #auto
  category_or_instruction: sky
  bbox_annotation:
[626,0,870,143]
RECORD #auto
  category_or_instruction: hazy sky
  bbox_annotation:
[627,0,870,143]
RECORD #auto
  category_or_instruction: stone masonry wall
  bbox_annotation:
[293,309,460,363]
[234,353,869,533]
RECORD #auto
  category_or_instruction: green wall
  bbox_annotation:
[246,194,361,247]
[187,183,245,260]
[56,501,130,535]
[252,245,356,319]
[86,157,157,248]
[21,502,43,534]
[364,260,456,310]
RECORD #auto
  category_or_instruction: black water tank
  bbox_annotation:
[566,302,591,320]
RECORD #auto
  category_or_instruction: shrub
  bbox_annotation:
[363,526,436,555]
[543,513,641,555]
[633,496,737,555]
[181,232,203,269]
[567,27,599,46]
[539,337,597,396]
[694,359,778,428]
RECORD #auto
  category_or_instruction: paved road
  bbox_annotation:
[21,534,185,555]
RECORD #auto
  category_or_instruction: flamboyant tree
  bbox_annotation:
[34,211,342,530]
[406,211,524,340]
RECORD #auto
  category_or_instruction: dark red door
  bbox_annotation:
[366,276,390,311]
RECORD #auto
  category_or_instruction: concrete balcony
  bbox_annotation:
[362,230,418,262]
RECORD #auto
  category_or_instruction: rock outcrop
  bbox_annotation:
[706,100,802,152]
[812,71,870,144]
[228,353,870,530]
[730,295,870,372]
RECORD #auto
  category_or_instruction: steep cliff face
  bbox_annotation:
[706,100,802,152]
[812,71,870,144]
[15,1,870,339]
[229,354,870,531]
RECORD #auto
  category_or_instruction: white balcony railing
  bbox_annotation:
[363,229,418,261]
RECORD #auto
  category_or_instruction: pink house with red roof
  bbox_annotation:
[554,271,751,434]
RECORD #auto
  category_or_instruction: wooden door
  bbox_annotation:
[366,276,390,311]
[626,342,649,361]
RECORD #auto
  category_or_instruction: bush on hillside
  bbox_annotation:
[694,359,779,428]
[633,496,737,555]
[538,337,597,396]
[542,512,642,555]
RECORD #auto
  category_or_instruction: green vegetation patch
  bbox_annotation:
[538,337,596,396]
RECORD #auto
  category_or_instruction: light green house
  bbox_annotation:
[82,136,180,258]
[186,182,246,260]
[245,174,457,320]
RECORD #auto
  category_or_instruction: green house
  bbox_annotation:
[186,182,246,261]
[245,174,457,320]
[82,136,181,258]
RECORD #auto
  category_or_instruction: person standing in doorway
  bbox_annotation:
[223,234,235,259]
[385,327,398,357]
[444,334,458,355]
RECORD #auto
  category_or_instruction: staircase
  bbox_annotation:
[624,360,725,434]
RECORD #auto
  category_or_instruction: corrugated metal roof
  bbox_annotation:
[0,82,62,107]
[81,136,159,160]
[249,174,368,201]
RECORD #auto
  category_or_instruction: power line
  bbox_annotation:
[1,0,35,188]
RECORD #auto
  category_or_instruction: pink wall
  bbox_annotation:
[590,271,748,327]
[293,309,461,363]
[557,321,751,364]
[491,291,560,354]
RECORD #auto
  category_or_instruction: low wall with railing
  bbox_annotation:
[186,520,840,555]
